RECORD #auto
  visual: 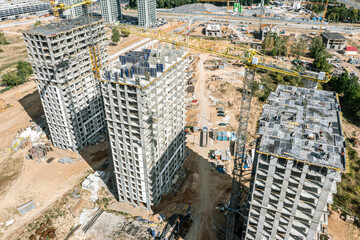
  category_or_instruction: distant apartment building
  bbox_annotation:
[205,24,222,37]
[101,42,189,209]
[0,0,51,21]
[137,0,156,27]
[242,85,346,240]
[61,0,84,19]
[23,17,108,151]
[100,0,122,23]
[260,24,280,41]
[321,32,346,50]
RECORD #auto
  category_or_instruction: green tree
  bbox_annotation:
[34,20,42,26]
[16,61,33,80]
[111,27,121,43]
[0,32,10,45]
[1,71,23,86]
[129,0,137,9]
[327,12,339,22]
[291,38,307,57]
[309,36,326,58]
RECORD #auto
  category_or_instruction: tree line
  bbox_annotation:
[1,61,33,91]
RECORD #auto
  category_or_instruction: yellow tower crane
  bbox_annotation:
[50,0,102,82]
[120,25,331,239]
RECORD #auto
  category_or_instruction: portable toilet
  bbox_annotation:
[217,131,222,141]
[222,131,228,141]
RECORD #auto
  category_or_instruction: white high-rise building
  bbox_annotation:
[23,17,108,151]
[137,0,156,27]
[101,42,189,209]
[61,0,83,19]
[100,0,122,23]
[242,85,346,240]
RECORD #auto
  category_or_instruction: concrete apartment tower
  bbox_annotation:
[242,85,347,239]
[101,42,189,209]
[137,0,156,27]
[23,17,107,151]
[100,0,122,23]
[61,0,83,19]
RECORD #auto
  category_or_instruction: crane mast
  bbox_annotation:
[51,0,102,82]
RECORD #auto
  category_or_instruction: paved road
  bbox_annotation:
[337,0,360,9]
[125,11,360,33]
[0,17,55,29]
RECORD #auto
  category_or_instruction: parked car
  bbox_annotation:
[217,110,225,114]
[216,107,224,111]
[218,113,225,117]
[218,122,229,126]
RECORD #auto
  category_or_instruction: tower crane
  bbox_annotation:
[50,0,102,83]
[120,25,331,239]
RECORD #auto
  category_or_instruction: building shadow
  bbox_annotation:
[18,88,117,199]
[150,145,250,240]
[18,88,47,134]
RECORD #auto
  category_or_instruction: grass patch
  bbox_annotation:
[0,85,13,94]
[333,143,360,218]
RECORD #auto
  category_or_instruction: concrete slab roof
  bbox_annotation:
[256,85,347,171]
[24,16,102,36]
[321,31,345,40]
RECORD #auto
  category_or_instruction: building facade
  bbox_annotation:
[137,0,156,27]
[23,17,108,152]
[321,32,346,50]
[101,42,189,209]
[0,0,50,21]
[100,0,122,23]
[243,85,346,240]
[61,0,83,19]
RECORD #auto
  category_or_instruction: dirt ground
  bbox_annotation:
[0,18,53,76]
[106,21,185,60]
[327,210,360,240]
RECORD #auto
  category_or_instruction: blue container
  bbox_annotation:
[152,229,156,237]
[217,131,222,141]
[222,131,227,141]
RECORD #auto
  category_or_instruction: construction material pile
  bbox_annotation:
[26,141,52,160]
[171,3,225,13]
[10,124,47,152]
[82,171,111,202]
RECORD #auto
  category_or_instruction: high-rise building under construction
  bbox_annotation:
[100,0,122,23]
[23,17,107,151]
[101,42,189,209]
[242,85,347,239]
[137,0,156,27]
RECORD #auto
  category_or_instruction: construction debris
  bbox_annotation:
[58,157,74,164]
[81,171,111,202]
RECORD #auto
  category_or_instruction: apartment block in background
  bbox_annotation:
[0,0,50,21]
[100,0,121,23]
[61,0,84,19]
[137,0,156,27]
[242,85,347,240]
[101,42,189,209]
[23,17,108,151]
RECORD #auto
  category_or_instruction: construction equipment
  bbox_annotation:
[120,25,331,238]
[51,0,102,83]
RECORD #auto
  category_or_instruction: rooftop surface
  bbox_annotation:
[257,85,347,171]
[103,43,188,88]
[321,31,345,40]
[24,16,102,36]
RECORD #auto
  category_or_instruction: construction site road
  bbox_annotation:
[0,16,54,29]
[195,54,212,128]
